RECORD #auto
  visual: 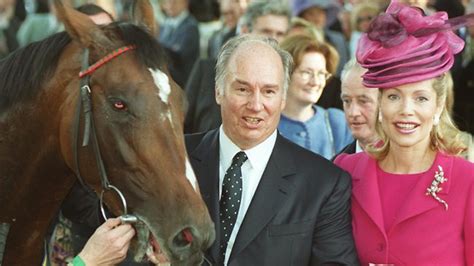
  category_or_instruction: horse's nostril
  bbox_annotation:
[173,227,194,248]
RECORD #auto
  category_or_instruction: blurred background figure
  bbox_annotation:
[338,59,379,155]
[287,16,324,42]
[291,0,349,77]
[207,0,243,59]
[399,0,436,13]
[159,0,199,87]
[16,0,62,47]
[348,2,379,57]
[444,72,474,162]
[279,34,352,159]
[238,0,290,43]
[454,1,474,135]
[0,0,25,58]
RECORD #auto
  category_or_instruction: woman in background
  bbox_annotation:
[279,34,353,159]
[335,1,474,264]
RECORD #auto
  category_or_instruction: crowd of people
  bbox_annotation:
[1,0,474,265]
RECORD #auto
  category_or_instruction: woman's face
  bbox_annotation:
[356,10,376,32]
[380,79,442,151]
[288,52,329,107]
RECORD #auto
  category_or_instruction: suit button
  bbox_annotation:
[377,243,385,252]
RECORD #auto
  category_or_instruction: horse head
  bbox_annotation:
[54,1,214,264]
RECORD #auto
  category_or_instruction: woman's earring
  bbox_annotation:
[433,115,440,126]
[378,112,383,123]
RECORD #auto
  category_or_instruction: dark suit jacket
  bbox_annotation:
[184,58,221,134]
[186,129,359,265]
[453,59,474,135]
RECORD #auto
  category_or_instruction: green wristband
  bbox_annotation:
[72,256,86,266]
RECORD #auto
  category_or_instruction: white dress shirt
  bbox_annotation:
[218,126,277,265]
[355,140,364,153]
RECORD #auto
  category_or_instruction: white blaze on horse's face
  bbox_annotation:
[149,68,174,124]
[186,159,199,193]
[149,68,171,104]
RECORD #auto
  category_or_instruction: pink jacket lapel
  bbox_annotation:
[350,154,386,235]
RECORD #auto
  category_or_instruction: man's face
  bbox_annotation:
[0,0,13,14]
[220,0,242,28]
[251,14,289,43]
[216,42,286,149]
[341,68,379,146]
[162,0,188,17]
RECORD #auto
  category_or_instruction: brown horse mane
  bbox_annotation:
[0,22,169,112]
[0,32,71,112]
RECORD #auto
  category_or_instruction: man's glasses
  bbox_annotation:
[297,69,332,82]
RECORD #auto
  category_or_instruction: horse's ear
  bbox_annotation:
[130,0,157,36]
[53,0,112,49]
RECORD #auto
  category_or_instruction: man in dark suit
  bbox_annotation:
[186,34,358,265]
[337,59,379,157]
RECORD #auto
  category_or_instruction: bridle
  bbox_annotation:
[72,45,137,222]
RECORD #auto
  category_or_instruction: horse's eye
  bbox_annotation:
[112,100,127,110]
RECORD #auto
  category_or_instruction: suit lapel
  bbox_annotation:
[351,154,386,234]
[230,135,295,261]
[189,130,221,263]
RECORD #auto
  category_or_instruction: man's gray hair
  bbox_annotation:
[340,58,365,84]
[215,34,293,96]
[237,1,291,33]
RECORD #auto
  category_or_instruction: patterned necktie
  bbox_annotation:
[219,151,248,262]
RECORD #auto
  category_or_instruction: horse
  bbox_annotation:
[0,0,214,265]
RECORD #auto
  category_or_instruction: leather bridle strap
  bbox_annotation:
[72,46,135,217]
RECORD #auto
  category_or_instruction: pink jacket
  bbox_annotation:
[335,152,474,265]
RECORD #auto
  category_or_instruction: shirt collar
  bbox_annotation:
[356,140,364,153]
[219,126,277,170]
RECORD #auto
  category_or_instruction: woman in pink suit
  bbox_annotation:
[334,1,474,265]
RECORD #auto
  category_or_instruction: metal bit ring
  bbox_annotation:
[99,185,128,221]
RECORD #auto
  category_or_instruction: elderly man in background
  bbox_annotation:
[208,0,243,60]
[338,59,379,155]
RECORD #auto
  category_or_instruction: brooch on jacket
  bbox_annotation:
[426,165,448,210]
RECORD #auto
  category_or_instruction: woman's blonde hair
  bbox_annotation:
[367,73,467,159]
[279,34,340,75]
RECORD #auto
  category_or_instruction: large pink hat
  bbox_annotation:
[356,0,474,88]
